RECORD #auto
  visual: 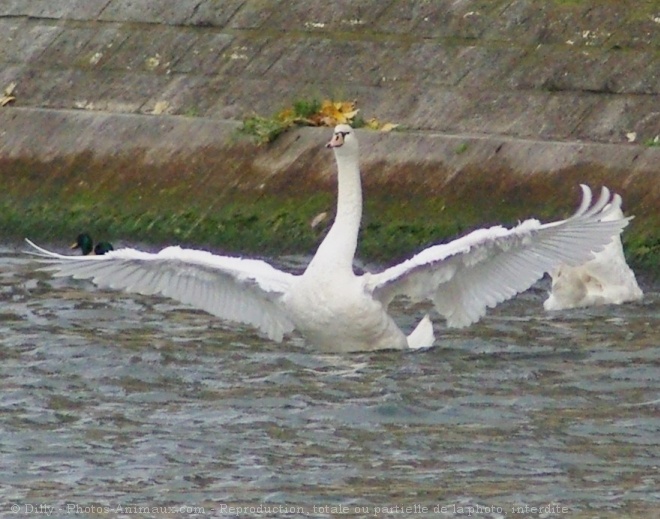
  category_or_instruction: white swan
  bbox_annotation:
[543,204,643,310]
[26,124,630,352]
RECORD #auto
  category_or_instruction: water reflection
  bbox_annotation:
[1,245,659,518]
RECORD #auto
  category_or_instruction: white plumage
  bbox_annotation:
[27,124,630,352]
[543,204,643,311]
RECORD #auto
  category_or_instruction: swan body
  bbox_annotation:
[543,205,643,310]
[26,125,630,352]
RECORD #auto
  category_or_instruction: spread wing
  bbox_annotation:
[364,185,630,328]
[25,240,297,341]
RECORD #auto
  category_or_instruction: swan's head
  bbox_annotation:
[326,124,358,156]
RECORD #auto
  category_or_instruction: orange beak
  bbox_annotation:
[326,132,345,149]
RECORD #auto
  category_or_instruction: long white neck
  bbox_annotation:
[307,151,362,273]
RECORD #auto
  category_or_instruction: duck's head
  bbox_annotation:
[326,124,358,157]
[71,233,94,255]
[93,242,114,255]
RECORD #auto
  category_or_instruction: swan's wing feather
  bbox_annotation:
[25,240,296,341]
[365,186,630,328]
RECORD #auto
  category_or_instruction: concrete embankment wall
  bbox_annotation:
[0,0,659,269]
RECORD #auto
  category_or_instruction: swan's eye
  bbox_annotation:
[336,131,350,138]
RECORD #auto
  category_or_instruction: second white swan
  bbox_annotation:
[27,125,630,352]
[544,204,643,310]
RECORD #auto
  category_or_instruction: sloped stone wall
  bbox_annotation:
[1,0,658,143]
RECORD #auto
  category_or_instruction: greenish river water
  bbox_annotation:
[1,245,658,518]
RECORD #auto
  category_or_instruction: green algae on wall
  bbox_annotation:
[0,190,332,258]
[0,169,466,262]
[3,158,658,277]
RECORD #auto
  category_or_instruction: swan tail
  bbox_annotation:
[407,314,435,350]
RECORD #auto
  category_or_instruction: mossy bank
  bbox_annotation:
[2,109,658,275]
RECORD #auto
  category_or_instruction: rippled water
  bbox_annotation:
[1,244,659,518]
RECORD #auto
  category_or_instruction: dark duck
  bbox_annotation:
[71,233,114,256]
